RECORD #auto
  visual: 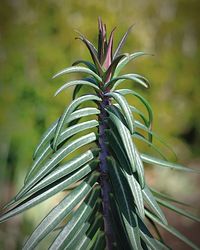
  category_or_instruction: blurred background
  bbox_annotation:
[0,0,199,249]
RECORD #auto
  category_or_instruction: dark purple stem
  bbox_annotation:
[98,94,115,249]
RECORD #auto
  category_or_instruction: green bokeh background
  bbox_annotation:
[0,0,199,249]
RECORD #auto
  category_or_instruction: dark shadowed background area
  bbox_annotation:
[0,0,199,249]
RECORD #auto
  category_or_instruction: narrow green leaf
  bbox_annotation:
[140,231,170,250]
[156,197,200,222]
[72,60,97,73]
[150,188,191,207]
[49,186,101,250]
[113,25,134,59]
[17,132,97,199]
[114,52,152,77]
[145,209,200,250]
[0,163,98,223]
[52,66,102,82]
[116,89,153,130]
[66,213,103,250]
[106,129,131,168]
[141,154,200,173]
[108,157,141,249]
[26,120,98,183]
[106,91,134,133]
[129,105,149,127]
[124,169,145,218]
[54,80,100,96]
[53,94,101,150]
[105,73,150,90]
[67,107,100,122]
[142,185,167,224]
[75,33,103,76]
[33,108,100,160]
[23,151,96,200]
[133,133,167,160]
[22,172,99,250]
[92,231,105,250]
[106,108,136,172]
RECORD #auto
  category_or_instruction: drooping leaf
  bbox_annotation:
[107,156,141,249]
[22,172,99,250]
[53,94,101,150]
[105,73,150,90]
[54,79,100,96]
[49,186,101,250]
[156,197,200,222]
[33,107,100,160]
[142,185,167,224]
[0,163,98,223]
[27,120,98,182]
[145,209,200,250]
[150,188,191,207]
[115,88,153,130]
[114,52,152,77]
[106,91,134,133]
[72,59,97,73]
[52,66,102,82]
[141,153,199,173]
[106,107,136,172]
[17,132,97,199]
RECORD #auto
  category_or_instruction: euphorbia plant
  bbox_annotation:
[0,18,199,250]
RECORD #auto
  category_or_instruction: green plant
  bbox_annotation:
[0,17,199,250]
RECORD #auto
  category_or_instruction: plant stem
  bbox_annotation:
[98,95,115,249]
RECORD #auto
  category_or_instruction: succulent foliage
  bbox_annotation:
[0,18,199,250]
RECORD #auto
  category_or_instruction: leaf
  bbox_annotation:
[54,80,100,96]
[156,197,200,222]
[106,129,131,168]
[142,185,167,224]
[103,54,127,82]
[67,107,100,123]
[106,108,136,172]
[22,151,97,200]
[132,133,167,160]
[145,209,200,250]
[0,163,98,223]
[129,105,149,127]
[33,108,100,160]
[27,120,98,182]
[106,129,145,214]
[113,24,134,59]
[140,231,170,250]
[150,188,191,207]
[66,213,103,250]
[105,73,150,90]
[75,32,103,76]
[105,91,134,133]
[22,172,99,250]
[92,231,105,250]
[53,94,101,150]
[141,153,200,173]
[103,28,115,70]
[115,88,153,130]
[107,157,141,249]
[17,132,97,199]
[52,66,102,82]
[72,60,97,73]
[49,186,101,250]
[114,52,152,77]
